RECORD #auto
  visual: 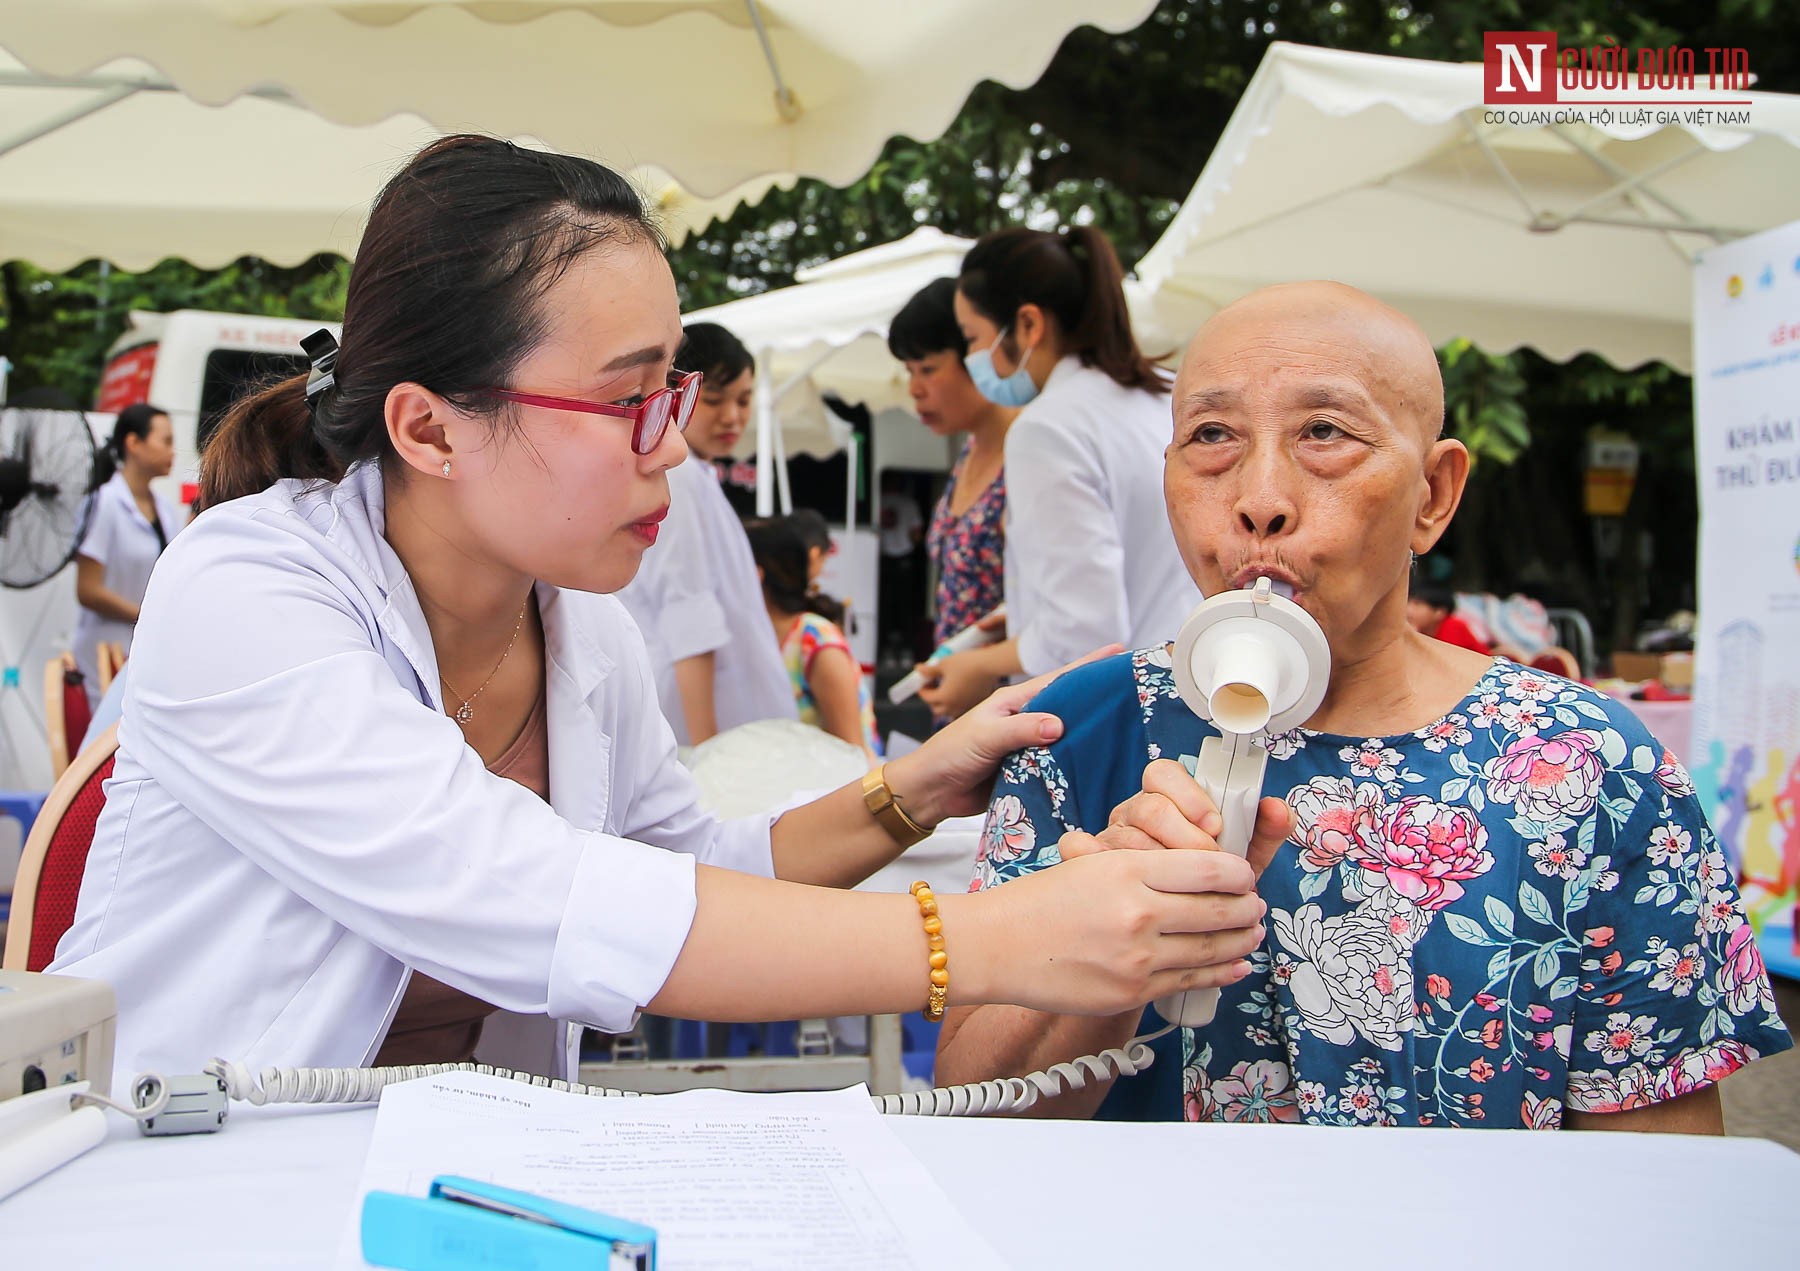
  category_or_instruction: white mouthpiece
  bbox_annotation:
[1173,583,1327,739]
[1195,630,1281,733]
[1156,581,1331,1032]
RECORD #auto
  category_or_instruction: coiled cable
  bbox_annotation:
[200,1024,1172,1118]
[873,1027,1168,1116]
[206,1060,644,1107]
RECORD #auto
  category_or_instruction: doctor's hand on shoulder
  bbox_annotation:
[883,645,1119,825]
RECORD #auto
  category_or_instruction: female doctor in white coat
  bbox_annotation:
[48,137,1268,1089]
[917,228,1199,719]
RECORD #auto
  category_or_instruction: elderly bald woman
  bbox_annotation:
[937,282,1790,1131]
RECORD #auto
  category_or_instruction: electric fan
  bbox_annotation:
[0,388,102,788]
[0,388,100,589]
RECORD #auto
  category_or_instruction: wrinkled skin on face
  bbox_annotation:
[1164,281,1466,677]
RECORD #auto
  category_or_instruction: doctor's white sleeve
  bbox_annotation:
[1004,418,1132,676]
[119,515,700,1033]
[76,490,119,565]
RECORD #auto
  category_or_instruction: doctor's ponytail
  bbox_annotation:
[200,135,662,509]
[1061,226,1165,395]
[958,226,1165,397]
[202,373,338,507]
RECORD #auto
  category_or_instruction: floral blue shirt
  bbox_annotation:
[973,650,1791,1128]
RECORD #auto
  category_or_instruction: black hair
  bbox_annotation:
[678,322,754,389]
[746,514,845,626]
[957,226,1164,394]
[109,402,169,461]
[1410,576,1456,613]
[202,135,662,506]
[787,507,832,554]
[93,402,170,485]
[887,277,967,361]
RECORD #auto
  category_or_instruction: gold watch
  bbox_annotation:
[861,764,932,848]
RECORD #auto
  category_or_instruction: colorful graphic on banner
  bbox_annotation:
[1692,220,1800,981]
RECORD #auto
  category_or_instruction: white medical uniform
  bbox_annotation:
[1003,358,1200,676]
[72,472,184,698]
[615,457,795,744]
[48,462,780,1091]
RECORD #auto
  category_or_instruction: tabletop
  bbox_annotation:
[3,1097,1797,1268]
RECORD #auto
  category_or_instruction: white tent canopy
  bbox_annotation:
[1133,42,1800,371]
[0,48,780,269]
[0,0,1157,200]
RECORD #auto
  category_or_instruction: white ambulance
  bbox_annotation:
[96,309,340,507]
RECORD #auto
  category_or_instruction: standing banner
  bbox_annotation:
[1692,220,1800,980]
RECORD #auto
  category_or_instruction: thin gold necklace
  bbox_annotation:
[440,598,530,727]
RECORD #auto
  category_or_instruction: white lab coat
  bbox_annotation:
[72,472,184,700]
[1003,358,1200,675]
[48,461,779,1092]
[615,457,795,745]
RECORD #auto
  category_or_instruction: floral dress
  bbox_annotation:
[972,650,1791,1128]
[781,612,882,758]
[926,446,1005,647]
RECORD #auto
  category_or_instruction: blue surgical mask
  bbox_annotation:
[964,327,1040,408]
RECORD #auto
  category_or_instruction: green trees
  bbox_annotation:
[0,255,347,403]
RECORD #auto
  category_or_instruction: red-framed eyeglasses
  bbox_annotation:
[481,370,703,455]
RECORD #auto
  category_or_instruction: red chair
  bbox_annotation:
[3,725,118,972]
[44,652,94,780]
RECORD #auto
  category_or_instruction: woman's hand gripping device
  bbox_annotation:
[1155,576,1329,1029]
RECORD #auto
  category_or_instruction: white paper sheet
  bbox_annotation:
[336,1073,1006,1270]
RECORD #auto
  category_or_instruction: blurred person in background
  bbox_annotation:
[787,506,838,600]
[618,322,795,743]
[73,402,184,704]
[918,227,1197,720]
[1408,576,1491,654]
[888,278,1013,712]
[746,515,881,764]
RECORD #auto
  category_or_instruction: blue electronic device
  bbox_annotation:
[361,1175,657,1271]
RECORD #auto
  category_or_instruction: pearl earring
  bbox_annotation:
[442,461,452,477]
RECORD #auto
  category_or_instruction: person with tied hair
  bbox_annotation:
[616,321,795,746]
[72,401,183,704]
[783,506,839,608]
[939,281,1789,1130]
[916,226,1199,720]
[49,135,1270,1090]
[745,514,880,764]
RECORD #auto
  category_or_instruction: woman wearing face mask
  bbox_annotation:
[615,322,794,745]
[72,402,184,704]
[47,137,1267,1091]
[916,228,1199,720]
